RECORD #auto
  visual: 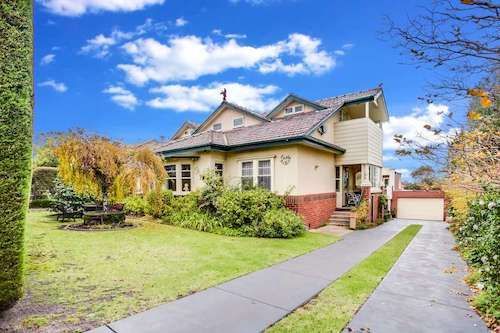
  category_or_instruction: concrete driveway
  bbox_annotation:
[345,219,488,333]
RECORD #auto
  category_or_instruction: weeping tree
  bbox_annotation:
[53,130,166,208]
[0,0,33,310]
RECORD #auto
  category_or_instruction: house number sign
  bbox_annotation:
[280,154,291,165]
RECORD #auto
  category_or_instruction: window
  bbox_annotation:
[165,165,177,191]
[241,161,253,189]
[257,160,271,190]
[335,166,341,191]
[383,175,390,188]
[181,164,191,192]
[213,123,222,131]
[284,105,304,115]
[369,165,381,188]
[233,117,243,128]
[215,163,224,178]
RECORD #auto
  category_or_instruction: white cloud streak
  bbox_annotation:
[175,17,188,27]
[383,104,457,150]
[39,0,165,16]
[40,54,56,65]
[147,82,280,112]
[118,33,335,85]
[38,80,67,92]
[103,85,139,110]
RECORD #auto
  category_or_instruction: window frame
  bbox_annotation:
[240,158,273,191]
[214,162,224,179]
[284,104,304,115]
[212,123,222,131]
[165,164,177,192]
[335,166,341,192]
[180,164,192,192]
[233,117,244,128]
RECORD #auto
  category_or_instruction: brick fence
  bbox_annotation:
[284,192,336,229]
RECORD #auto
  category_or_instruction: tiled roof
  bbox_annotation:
[316,87,381,109]
[155,87,383,154]
[155,107,338,153]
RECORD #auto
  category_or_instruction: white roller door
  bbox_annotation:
[397,198,444,221]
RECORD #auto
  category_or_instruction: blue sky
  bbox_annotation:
[34,0,464,179]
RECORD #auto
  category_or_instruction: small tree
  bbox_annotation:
[54,130,166,209]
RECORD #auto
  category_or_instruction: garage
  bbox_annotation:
[392,190,445,221]
[397,198,444,221]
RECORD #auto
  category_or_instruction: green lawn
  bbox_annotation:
[3,210,336,332]
[267,224,422,333]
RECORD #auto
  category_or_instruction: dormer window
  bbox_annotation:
[233,117,243,128]
[213,123,222,131]
[284,105,304,115]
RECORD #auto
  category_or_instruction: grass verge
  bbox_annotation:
[0,210,337,332]
[267,224,422,333]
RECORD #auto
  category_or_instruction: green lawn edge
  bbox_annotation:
[267,224,422,333]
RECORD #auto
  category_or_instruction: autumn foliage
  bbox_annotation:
[53,131,166,206]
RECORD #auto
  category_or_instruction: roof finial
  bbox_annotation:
[220,88,227,102]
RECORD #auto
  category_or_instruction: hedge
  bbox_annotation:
[30,166,57,199]
[0,0,33,310]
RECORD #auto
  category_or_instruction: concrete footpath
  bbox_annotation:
[345,219,488,333]
[90,220,412,333]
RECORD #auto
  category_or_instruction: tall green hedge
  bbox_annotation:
[0,0,33,310]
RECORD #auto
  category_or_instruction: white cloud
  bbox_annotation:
[383,104,457,150]
[103,85,139,110]
[118,33,335,85]
[334,50,345,56]
[175,17,188,27]
[80,33,117,58]
[39,80,67,92]
[212,29,247,39]
[80,19,167,58]
[342,43,354,50]
[147,82,280,112]
[383,155,398,162]
[39,0,165,16]
[40,54,55,65]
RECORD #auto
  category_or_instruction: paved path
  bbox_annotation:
[345,219,488,333]
[90,220,411,333]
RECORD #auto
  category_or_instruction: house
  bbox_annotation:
[154,87,389,228]
[382,168,403,211]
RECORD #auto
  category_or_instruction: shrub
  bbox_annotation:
[0,0,34,310]
[198,170,224,214]
[256,208,305,238]
[145,189,173,218]
[123,196,147,216]
[216,188,284,228]
[29,198,54,209]
[166,211,222,232]
[456,190,499,289]
[354,200,369,228]
[50,179,89,215]
[30,166,57,199]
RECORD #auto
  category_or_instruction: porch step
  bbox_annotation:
[328,209,352,227]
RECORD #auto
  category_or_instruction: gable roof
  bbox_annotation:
[170,121,199,140]
[155,86,388,156]
[266,93,327,118]
[155,107,345,156]
[193,101,269,134]
[316,87,382,108]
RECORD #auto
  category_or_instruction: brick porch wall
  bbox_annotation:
[284,193,336,229]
